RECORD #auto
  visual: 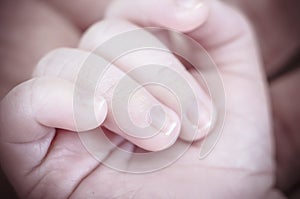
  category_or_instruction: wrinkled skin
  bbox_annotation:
[0,0,299,198]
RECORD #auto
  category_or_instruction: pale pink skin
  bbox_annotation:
[0,0,295,198]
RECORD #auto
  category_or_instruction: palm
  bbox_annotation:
[33,90,272,199]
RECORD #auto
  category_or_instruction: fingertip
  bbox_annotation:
[180,96,215,142]
[139,108,181,152]
[163,0,211,32]
[94,97,108,126]
[105,0,211,32]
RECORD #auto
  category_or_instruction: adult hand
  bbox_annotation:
[0,1,285,198]
[224,1,300,197]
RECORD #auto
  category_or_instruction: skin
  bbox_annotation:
[225,0,300,197]
[1,0,298,197]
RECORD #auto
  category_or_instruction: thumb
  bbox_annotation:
[0,77,107,195]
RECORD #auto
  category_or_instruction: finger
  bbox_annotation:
[106,0,210,32]
[79,19,213,141]
[0,77,107,194]
[0,77,107,143]
[104,0,264,147]
[105,0,275,172]
[105,0,266,126]
[33,48,181,151]
[106,0,259,75]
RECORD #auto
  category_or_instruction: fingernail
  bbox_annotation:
[150,106,178,136]
[186,100,212,138]
[75,94,107,132]
[176,0,204,9]
[94,97,107,124]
